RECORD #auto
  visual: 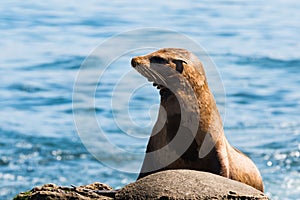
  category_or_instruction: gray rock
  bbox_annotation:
[115,170,269,200]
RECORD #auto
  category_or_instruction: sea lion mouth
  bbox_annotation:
[152,82,171,97]
[142,70,171,95]
[153,82,165,90]
[141,69,172,98]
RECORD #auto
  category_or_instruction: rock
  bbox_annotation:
[115,170,270,200]
[14,182,115,200]
[14,170,270,200]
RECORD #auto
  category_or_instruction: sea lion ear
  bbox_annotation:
[172,59,187,73]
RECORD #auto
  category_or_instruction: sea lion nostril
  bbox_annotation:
[131,58,137,67]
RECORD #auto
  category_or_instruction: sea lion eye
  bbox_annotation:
[150,56,168,64]
[172,59,187,73]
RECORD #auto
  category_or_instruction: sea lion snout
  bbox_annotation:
[131,56,149,68]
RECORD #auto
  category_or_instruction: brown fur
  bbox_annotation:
[131,48,264,192]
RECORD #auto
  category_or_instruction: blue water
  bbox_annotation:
[1,1,299,199]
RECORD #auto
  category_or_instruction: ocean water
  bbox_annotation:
[0,0,299,199]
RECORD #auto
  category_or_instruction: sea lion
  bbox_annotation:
[131,48,264,192]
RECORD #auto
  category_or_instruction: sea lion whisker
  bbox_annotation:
[147,67,168,87]
[138,66,156,82]
[144,69,157,83]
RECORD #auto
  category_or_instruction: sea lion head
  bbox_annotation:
[131,48,207,101]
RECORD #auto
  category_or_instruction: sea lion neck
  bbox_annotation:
[159,79,223,138]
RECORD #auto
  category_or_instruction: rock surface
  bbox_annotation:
[14,170,270,200]
[14,182,115,200]
[115,170,269,200]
